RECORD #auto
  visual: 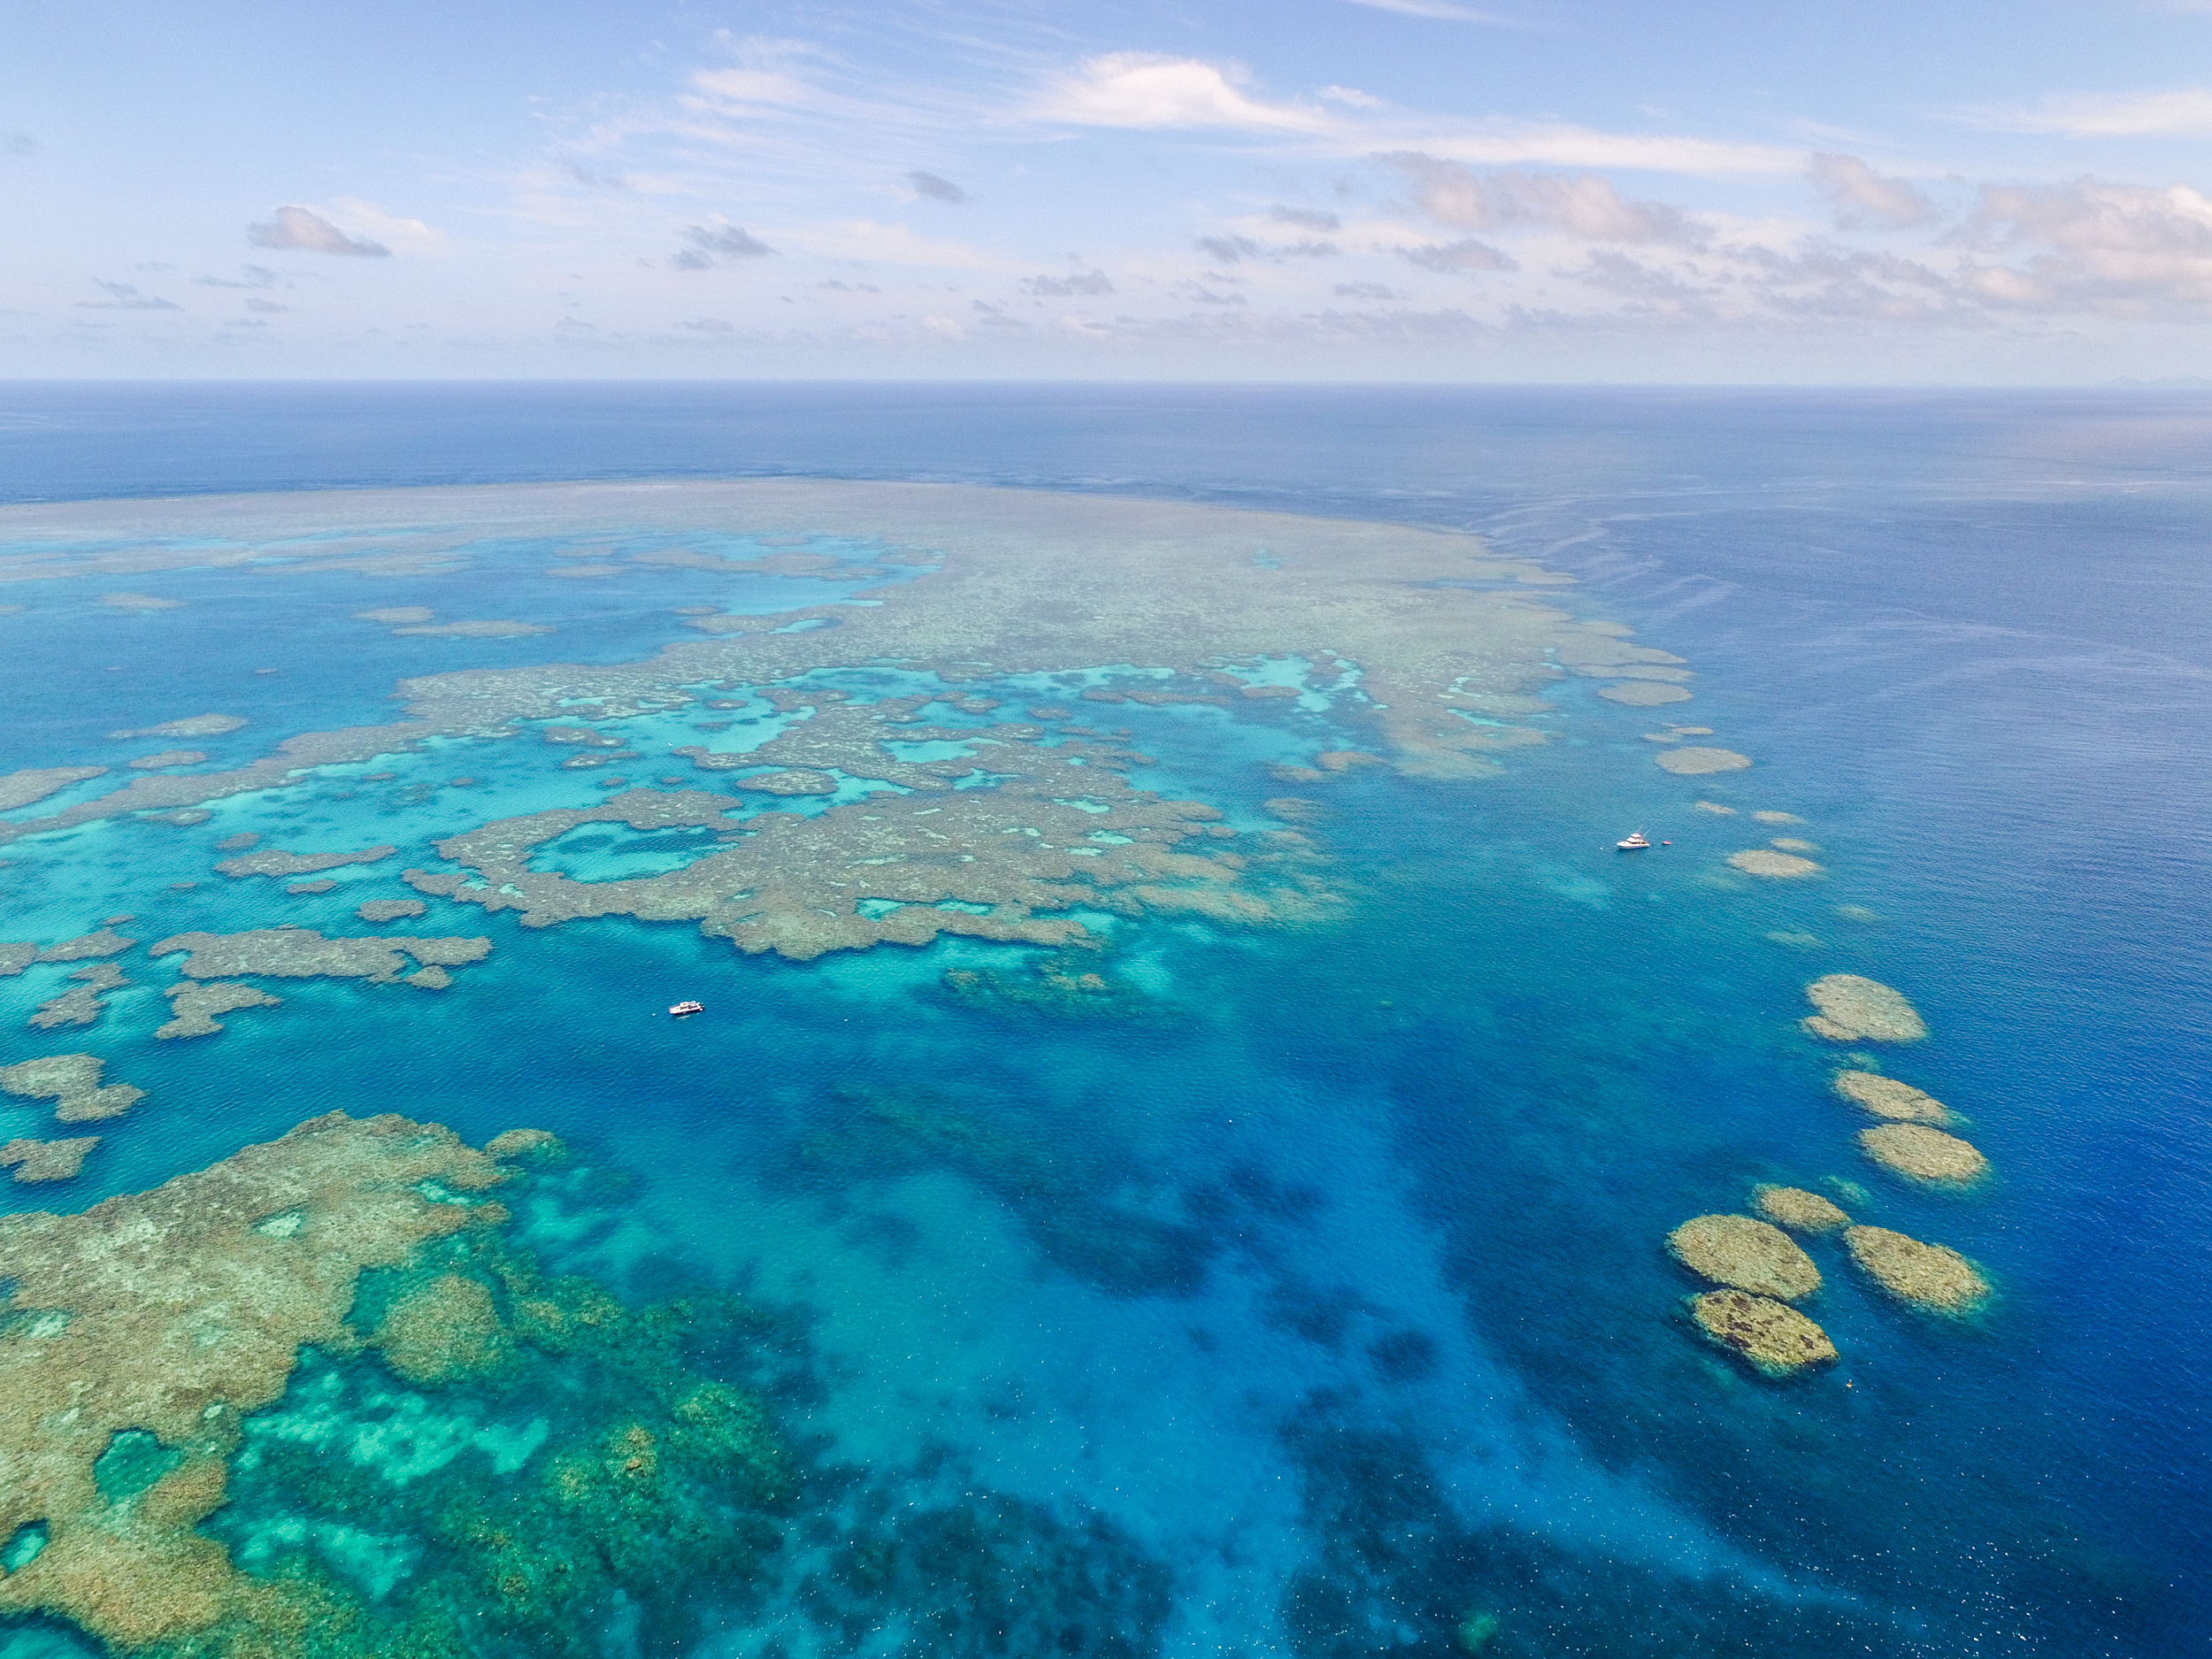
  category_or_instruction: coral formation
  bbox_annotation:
[0,942,34,975]
[102,592,185,610]
[1802,974,1926,1042]
[1685,1289,1839,1379]
[129,750,208,769]
[393,619,555,638]
[1833,1070,1951,1124]
[1598,681,1692,705]
[1655,747,1751,775]
[1845,1225,1992,1314]
[216,846,396,879]
[157,981,284,1041]
[28,987,106,1031]
[0,1135,99,1181]
[109,714,247,739]
[1666,1214,1822,1300]
[407,762,1329,962]
[1727,849,1823,878]
[1751,1185,1849,1234]
[1752,810,1802,824]
[373,1273,511,1385]
[1692,800,1736,815]
[1860,1123,1987,1187]
[39,928,137,962]
[0,766,108,810]
[356,899,427,923]
[0,1053,143,1122]
[1770,837,1818,853]
[353,606,434,625]
[151,928,492,986]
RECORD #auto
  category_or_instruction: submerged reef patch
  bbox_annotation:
[0,1053,143,1123]
[1665,1214,1821,1301]
[0,767,108,810]
[1597,680,1692,705]
[216,846,396,879]
[1655,747,1751,776]
[1833,1070,1951,1124]
[1802,974,1927,1043]
[129,750,208,770]
[38,929,137,963]
[1846,1225,1992,1314]
[157,981,284,1041]
[1751,1184,1850,1234]
[0,1135,99,1182]
[391,618,554,639]
[1859,1122,1987,1187]
[1726,849,1823,879]
[151,928,491,986]
[355,899,427,924]
[1684,1289,1838,1379]
[108,715,247,740]
[0,1112,808,1659]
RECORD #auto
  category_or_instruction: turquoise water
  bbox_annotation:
[0,387,2207,1657]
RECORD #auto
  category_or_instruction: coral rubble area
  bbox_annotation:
[0,1114,1179,1659]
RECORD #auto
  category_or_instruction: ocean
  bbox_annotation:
[0,383,2205,1658]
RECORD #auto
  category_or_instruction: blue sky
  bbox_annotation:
[9,0,2212,380]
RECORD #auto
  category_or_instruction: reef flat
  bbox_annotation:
[1833,1071,1951,1124]
[1685,1289,1838,1379]
[1846,1225,1992,1314]
[1751,1185,1850,1234]
[1860,1122,1988,1187]
[0,480,1683,856]
[151,929,492,987]
[1802,974,1927,1043]
[1665,1214,1821,1301]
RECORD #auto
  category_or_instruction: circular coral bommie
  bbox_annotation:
[1667,1214,1822,1301]
[1846,1225,1991,1314]
[1751,1185,1849,1234]
[1686,1289,1838,1379]
[1833,1070,1950,1123]
[1859,1123,1987,1187]
[1802,974,1926,1042]
[1728,849,1824,879]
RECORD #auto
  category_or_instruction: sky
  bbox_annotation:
[8,0,2212,381]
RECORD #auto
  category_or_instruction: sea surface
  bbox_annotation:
[0,384,2207,1658]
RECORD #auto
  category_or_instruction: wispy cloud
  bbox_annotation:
[73,280,180,311]
[1021,270,1114,296]
[1341,0,1514,21]
[671,222,775,268]
[248,205,391,257]
[2,130,33,157]
[195,264,285,289]
[1960,87,2212,137]
[1399,238,1518,273]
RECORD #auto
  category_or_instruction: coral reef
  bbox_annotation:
[130,750,209,770]
[0,1135,99,1181]
[1685,1289,1839,1379]
[1665,1214,1821,1300]
[0,1053,143,1122]
[1598,681,1692,705]
[102,592,185,610]
[373,1273,512,1385]
[1752,810,1802,824]
[407,756,1330,962]
[28,987,107,1031]
[216,846,396,879]
[157,982,284,1041]
[39,928,137,962]
[353,607,434,625]
[1802,974,1927,1042]
[1860,1123,1987,1187]
[355,899,427,923]
[1751,1185,1850,1234]
[1726,849,1823,878]
[1833,1070,1951,1123]
[0,766,108,810]
[392,619,555,638]
[1846,1225,1992,1314]
[1655,747,1751,775]
[151,928,491,986]
[109,715,247,740]
[1692,800,1736,815]
[0,942,34,975]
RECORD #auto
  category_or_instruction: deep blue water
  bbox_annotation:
[0,383,2207,1658]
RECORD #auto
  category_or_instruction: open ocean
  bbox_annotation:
[0,384,2206,1658]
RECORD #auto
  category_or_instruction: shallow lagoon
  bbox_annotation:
[0,388,2206,1658]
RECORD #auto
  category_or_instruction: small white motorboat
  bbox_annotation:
[1617,831,1652,850]
[669,1000,703,1018]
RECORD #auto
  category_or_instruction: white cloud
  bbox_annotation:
[672,222,775,269]
[247,206,390,257]
[1808,153,1936,230]
[1964,87,2212,137]
[1955,176,2212,312]
[1404,126,1801,175]
[1385,153,1701,242]
[1022,271,1115,296]
[327,199,448,256]
[73,280,180,311]
[1033,53,1336,134]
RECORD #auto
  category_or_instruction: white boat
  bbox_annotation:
[669,1000,703,1017]
[1617,831,1652,850]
